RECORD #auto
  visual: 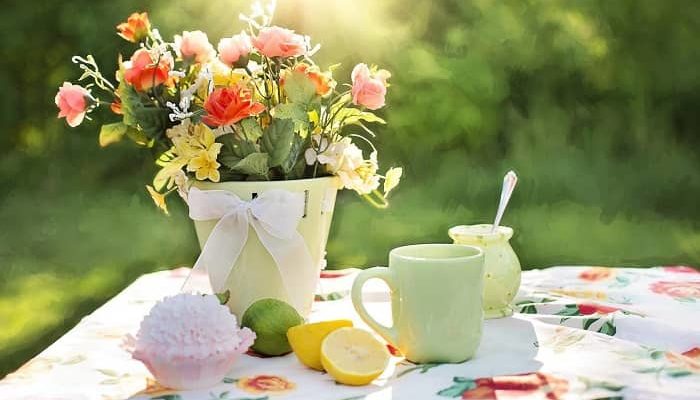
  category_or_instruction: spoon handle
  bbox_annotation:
[492,170,518,232]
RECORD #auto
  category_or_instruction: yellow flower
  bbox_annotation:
[211,60,246,88]
[146,185,169,215]
[550,288,608,300]
[187,149,221,182]
[383,167,403,195]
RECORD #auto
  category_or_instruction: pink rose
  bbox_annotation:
[55,82,90,127]
[351,63,390,110]
[650,281,700,299]
[217,32,252,67]
[176,30,215,63]
[252,26,307,58]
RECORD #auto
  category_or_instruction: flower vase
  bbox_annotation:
[191,177,338,318]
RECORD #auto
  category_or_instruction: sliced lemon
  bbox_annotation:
[320,327,390,386]
[287,319,353,370]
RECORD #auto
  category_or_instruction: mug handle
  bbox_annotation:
[351,267,399,345]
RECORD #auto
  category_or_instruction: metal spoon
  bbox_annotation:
[491,170,518,233]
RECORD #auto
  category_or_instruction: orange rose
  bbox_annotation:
[282,63,334,97]
[116,12,150,43]
[123,49,170,92]
[202,86,265,127]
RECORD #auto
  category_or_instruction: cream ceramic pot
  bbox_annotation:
[192,177,338,318]
[448,224,521,319]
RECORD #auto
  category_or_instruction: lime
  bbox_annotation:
[241,298,304,356]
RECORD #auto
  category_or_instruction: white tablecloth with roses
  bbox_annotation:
[1,265,699,400]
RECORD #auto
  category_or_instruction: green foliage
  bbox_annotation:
[229,152,270,178]
[282,69,317,105]
[98,123,128,147]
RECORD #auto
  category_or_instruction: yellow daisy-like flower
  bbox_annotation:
[145,185,169,215]
[188,149,221,182]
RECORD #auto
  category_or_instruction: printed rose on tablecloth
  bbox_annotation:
[665,348,700,374]
[578,267,614,282]
[577,303,619,315]
[237,375,296,394]
[649,281,700,302]
[437,372,569,400]
[663,266,700,274]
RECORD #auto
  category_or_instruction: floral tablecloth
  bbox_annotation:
[1,265,699,400]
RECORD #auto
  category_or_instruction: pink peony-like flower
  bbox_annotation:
[176,30,216,64]
[218,32,252,67]
[126,293,255,390]
[252,26,307,58]
[55,82,90,127]
[351,63,390,110]
[650,281,700,300]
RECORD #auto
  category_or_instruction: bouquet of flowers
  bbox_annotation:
[55,3,401,213]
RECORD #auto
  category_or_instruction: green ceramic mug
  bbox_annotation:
[351,244,485,364]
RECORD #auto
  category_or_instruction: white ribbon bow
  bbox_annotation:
[182,187,315,312]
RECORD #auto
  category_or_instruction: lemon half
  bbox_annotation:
[287,319,353,370]
[320,327,390,386]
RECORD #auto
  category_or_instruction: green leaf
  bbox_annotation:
[555,304,581,317]
[98,123,127,147]
[151,396,183,400]
[124,126,153,147]
[273,103,309,123]
[635,366,662,374]
[280,133,304,175]
[116,78,170,140]
[133,107,170,138]
[598,321,617,336]
[217,133,256,162]
[583,318,599,330]
[283,70,316,104]
[262,118,295,168]
[335,108,386,126]
[215,290,230,305]
[650,350,665,359]
[666,368,692,378]
[229,152,269,177]
[519,304,538,314]
[436,377,477,397]
[240,118,263,141]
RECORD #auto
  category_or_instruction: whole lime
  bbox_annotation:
[241,298,304,356]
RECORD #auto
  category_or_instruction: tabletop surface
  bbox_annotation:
[1,265,699,400]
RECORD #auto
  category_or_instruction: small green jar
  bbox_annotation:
[448,224,521,319]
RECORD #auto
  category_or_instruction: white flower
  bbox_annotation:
[166,119,192,139]
[313,137,381,195]
[173,170,189,200]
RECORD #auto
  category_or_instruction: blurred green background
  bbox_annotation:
[2,0,699,377]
